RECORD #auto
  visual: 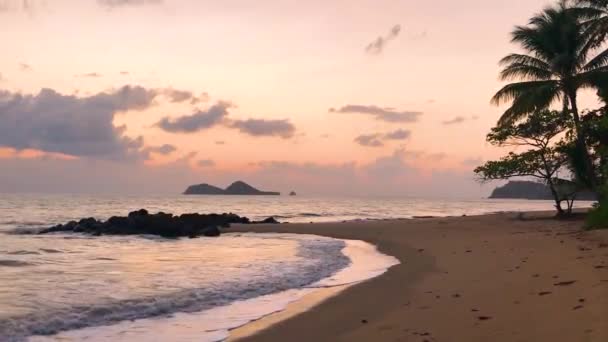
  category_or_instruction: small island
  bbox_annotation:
[184,181,280,196]
[490,181,598,201]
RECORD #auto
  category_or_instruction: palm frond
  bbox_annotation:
[583,47,608,70]
[500,63,553,80]
[492,80,562,125]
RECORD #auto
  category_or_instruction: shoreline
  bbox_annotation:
[229,211,608,342]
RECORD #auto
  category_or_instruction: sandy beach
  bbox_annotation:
[230,212,608,342]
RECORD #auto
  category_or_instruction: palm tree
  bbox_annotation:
[491,2,608,188]
[576,0,608,45]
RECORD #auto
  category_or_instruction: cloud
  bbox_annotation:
[97,0,162,8]
[119,71,129,75]
[197,159,215,167]
[20,63,31,71]
[215,140,225,145]
[161,89,207,105]
[163,89,194,103]
[144,144,176,156]
[230,118,296,139]
[355,134,384,147]
[156,101,231,133]
[330,104,422,123]
[365,24,401,55]
[79,72,102,78]
[442,116,466,125]
[383,129,411,140]
[0,86,163,160]
[354,129,411,147]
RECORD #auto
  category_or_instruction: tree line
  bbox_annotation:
[475,0,608,227]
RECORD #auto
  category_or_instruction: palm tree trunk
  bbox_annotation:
[568,91,597,190]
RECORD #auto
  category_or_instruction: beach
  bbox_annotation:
[230,212,608,341]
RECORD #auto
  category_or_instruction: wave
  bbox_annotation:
[5,227,45,235]
[0,221,46,226]
[6,250,40,255]
[0,237,350,341]
[0,259,34,267]
[298,213,324,217]
[39,248,63,254]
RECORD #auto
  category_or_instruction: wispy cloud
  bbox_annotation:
[383,129,411,140]
[355,134,384,147]
[442,116,466,125]
[144,144,176,156]
[78,72,102,78]
[156,102,231,133]
[230,118,296,139]
[365,24,401,55]
[97,0,162,8]
[330,104,422,123]
[354,129,411,147]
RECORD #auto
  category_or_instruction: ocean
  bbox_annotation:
[0,194,594,341]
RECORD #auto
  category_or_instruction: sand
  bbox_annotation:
[229,212,608,342]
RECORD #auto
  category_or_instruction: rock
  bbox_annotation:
[256,217,279,224]
[289,191,297,196]
[128,209,149,218]
[201,226,221,237]
[38,210,255,238]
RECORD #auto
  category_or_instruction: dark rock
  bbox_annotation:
[128,209,148,218]
[255,217,279,224]
[38,210,255,238]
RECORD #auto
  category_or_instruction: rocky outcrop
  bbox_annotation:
[490,181,598,201]
[183,184,225,195]
[38,209,279,238]
[184,181,280,196]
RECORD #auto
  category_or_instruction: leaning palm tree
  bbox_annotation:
[491,2,608,188]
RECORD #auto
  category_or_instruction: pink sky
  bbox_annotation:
[0,0,601,196]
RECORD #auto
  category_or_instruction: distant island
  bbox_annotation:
[184,181,280,196]
[490,181,597,201]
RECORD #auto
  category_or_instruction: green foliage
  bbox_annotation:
[475,110,574,214]
[474,150,563,181]
[586,202,608,229]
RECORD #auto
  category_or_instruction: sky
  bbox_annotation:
[0,0,602,197]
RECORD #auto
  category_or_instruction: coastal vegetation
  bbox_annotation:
[475,0,608,227]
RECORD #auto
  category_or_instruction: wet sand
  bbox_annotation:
[229,212,608,341]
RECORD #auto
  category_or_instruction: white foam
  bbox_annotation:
[29,237,399,342]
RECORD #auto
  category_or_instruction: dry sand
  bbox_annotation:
[229,212,608,342]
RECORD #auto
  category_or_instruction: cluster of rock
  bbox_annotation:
[38,209,279,238]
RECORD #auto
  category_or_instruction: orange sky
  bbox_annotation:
[0,0,602,196]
